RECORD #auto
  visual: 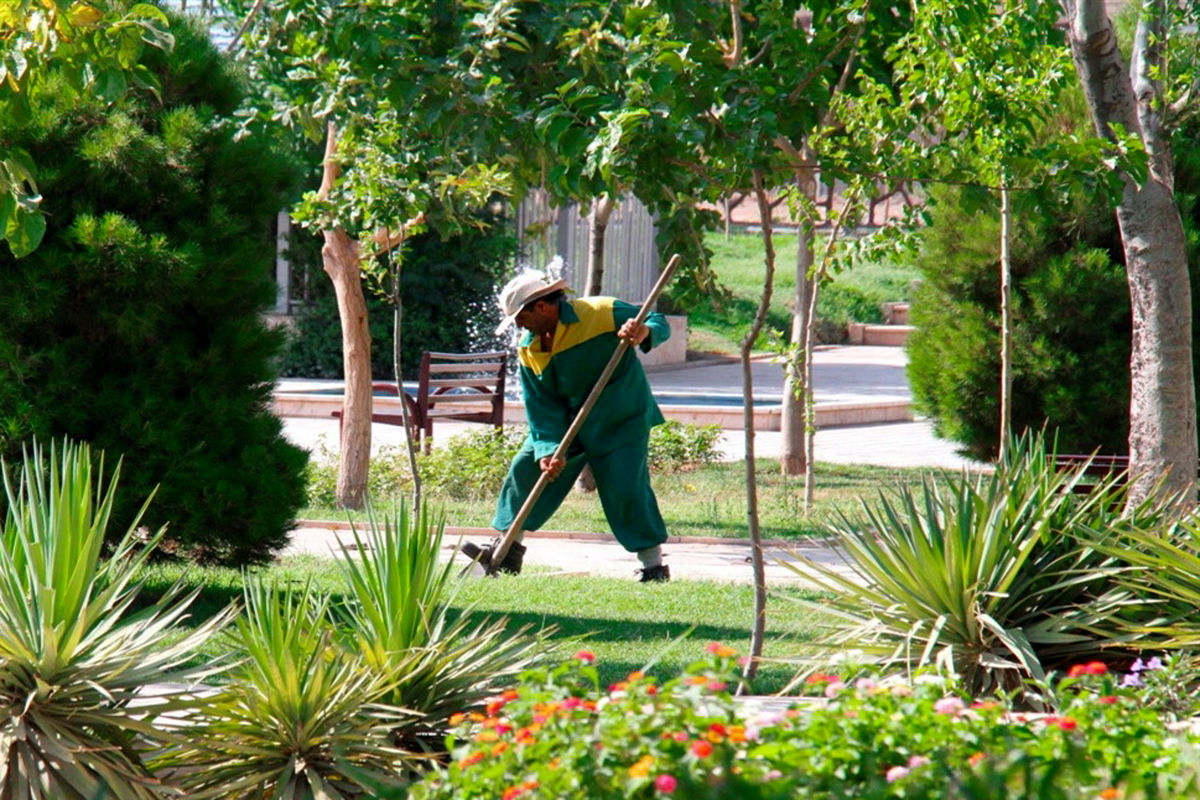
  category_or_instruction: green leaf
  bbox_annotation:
[0,193,13,234]
[6,207,46,258]
[94,68,127,103]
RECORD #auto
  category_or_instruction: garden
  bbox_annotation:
[5,0,1200,797]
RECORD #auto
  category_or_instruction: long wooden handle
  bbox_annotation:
[485,253,683,573]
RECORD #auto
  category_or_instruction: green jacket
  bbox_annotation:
[517,296,670,459]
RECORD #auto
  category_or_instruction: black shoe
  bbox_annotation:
[638,564,670,583]
[462,538,526,575]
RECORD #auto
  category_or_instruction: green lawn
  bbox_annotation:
[136,556,831,694]
[301,459,944,541]
[688,230,921,354]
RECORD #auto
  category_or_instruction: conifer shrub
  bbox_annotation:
[908,183,1134,461]
[0,15,307,563]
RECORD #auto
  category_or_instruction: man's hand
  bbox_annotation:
[539,456,566,480]
[617,319,649,346]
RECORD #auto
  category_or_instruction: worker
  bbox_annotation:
[465,271,672,582]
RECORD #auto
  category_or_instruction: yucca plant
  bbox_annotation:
[1097,514,1200,648]
[165,578,414,799]
[781,431,1172,696]
[0,439,232,799]
[334,503,551,749]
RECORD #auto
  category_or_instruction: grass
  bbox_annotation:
[135,556,830,695]
[687,229,921,354]
[301,459,945,540]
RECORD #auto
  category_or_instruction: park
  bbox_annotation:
[2,0,1200,797]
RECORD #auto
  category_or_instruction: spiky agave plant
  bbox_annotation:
[166,578,415,799]
[780,431,1172,696]
[0,439,233,799]
[334,502,551,749]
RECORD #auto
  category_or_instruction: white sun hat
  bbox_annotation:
[495,272,569,334]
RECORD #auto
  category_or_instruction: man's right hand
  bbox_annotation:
[539,456,566,480]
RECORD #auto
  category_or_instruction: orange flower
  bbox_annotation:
[728,725,747,744]
[502,787,524,800]
[687,675,708,685]
[629,754,655,778]
[449,713,466,726]
[1098,790,1120,800]
[474,730,500,743]
[691,740,714,758]
[459,751,485,768]
[705,723,726,743]
[491,742,510,756]
[805,673,839,685]
[968,752,985,767]
[548,757,561,770]
[1068,661,1108,678]
[468,712,486,722]
[706,642,737,658]
[627,670,645,681]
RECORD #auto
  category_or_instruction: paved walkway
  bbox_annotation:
[278,345,987,585]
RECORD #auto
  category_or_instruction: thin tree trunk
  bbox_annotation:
[318,124,372,509]
[999,182,1013,462]
[585,195,615,296]
[1063,0,1196,501]
[782,169,816,476]
[391,253,422,510]
[739,170,775,689]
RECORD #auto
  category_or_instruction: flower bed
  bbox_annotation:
[408,647,1200,799]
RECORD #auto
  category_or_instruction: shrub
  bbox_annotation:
[780,431,1183,697]
[907,181,1135,461]
[403,649,1199,799]
[304,422,724,508]
[0,14,307,563]
[166,503,552,796]
[647,421,723,473]
[0,439,233,799]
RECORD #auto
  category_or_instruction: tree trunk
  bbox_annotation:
[998,182,1013,462]
[781,170,816,476]
[1063,0,1196,501]
[318,124,372,509]
[739,170,775,688]
[585,195,615,296]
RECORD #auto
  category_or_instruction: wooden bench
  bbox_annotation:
[1050,453,1200,494]
[334,351,508,452]
[1049,454,1131,494]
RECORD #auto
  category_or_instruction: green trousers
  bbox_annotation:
[491,434,668,553]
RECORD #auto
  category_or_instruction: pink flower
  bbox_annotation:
[654,774,677,793]
[574,650,596,664]
[824,681,847,698]
[886,766,910,783]
[934,696,966,716]
[907,755,930,768]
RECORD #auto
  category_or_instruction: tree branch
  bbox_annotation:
[724,0,744,67]
[224,0,266,55]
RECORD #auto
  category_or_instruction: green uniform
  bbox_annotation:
[491,296,671,552]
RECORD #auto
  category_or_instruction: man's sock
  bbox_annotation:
[637,545,662,569]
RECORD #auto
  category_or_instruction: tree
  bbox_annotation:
[1,0,173,257]
[0,12,307,563]
[1062,0,1199,501]
[229,0,523,507]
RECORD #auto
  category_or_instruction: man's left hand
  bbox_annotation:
[617,320,649,346]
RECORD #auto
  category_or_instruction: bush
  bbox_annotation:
[0,440,233,798]
[404,649,1200,799]
[0,14,307,563]
[781,431,1184,697]
[304,422,725,508]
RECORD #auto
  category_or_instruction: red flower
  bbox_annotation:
[707,681,729,692]
[1068,661,1108,678]
[805,673,839,685]
[1044,716,1078,731]
[574,650,596,663]
[655,774,678,793]
[1098,695,1119,705]
[691,740,714,758]
[501,787,525,800]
